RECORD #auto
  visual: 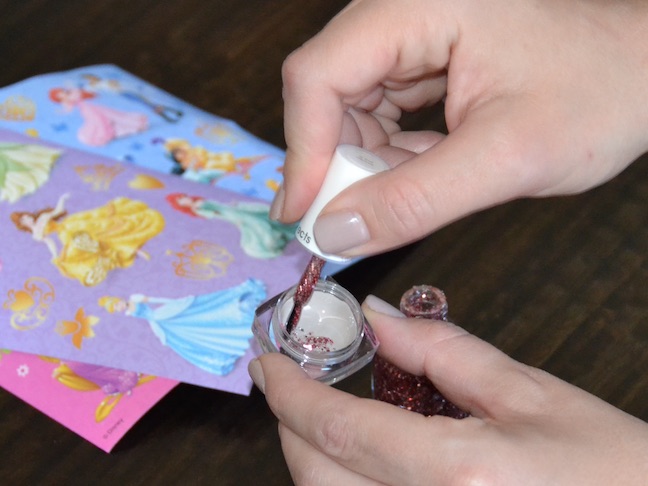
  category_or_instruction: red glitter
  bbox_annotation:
[286,255,325,333]
[298,333,335,353]
[372,285,469,419]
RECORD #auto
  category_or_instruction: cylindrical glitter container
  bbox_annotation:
[372,285,468,418]
[252,278,379,384]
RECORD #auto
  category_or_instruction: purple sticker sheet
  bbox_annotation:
[0,129,310,394]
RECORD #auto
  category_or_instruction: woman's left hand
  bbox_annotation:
[249,296,648,485]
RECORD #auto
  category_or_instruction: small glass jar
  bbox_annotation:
[372,285,468,418]
[253,278,379,384]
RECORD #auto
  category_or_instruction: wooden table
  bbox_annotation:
[1,1,646,484]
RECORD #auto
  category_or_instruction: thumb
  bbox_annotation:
[313,99,549,257]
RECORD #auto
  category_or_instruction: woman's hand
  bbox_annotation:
[275,0,648,258]
[249,296,648,485]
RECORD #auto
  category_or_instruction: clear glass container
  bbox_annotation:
[253,278,379,385]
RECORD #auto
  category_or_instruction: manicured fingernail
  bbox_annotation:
[248,358,265,393]
[269,185,285,221]
[363,294,405,318]
[313,211,369,255]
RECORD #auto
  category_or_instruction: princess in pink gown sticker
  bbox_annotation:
[48,87,148,146]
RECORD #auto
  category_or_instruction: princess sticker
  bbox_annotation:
[0,142,61,203]
[49,87,148,146]
[81,73,183,123]
[98,278,266,376]
[10,194,165,286]
[50,358,156,422]
[164,138,266,183]
[166,192,295,259]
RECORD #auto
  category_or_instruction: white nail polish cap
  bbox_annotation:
[295,144,390,262]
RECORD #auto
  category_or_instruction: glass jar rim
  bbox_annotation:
[272,279,365,366]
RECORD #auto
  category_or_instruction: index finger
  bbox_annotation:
[254,352,482,485]
[280,0,456,221]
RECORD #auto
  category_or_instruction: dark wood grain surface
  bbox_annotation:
[1,1,646,484]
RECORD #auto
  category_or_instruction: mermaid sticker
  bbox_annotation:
[166,192,295,259]
[98,278,266,376]
[48,87,148,146]
[10,194,165,286]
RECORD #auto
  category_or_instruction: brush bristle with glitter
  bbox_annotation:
[285,255,326,333]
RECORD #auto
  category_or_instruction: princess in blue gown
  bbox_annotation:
[99,278,266,375]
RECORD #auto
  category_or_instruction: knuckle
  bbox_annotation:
[509,367,555,414]
[372,176,437,241]
[451,463,500,486]
[490,366,555,417]
[314,408,355,460]
[485,122,556,196]
[281,47,309,93]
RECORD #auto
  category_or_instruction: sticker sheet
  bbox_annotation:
[0,129,309,394]
[0,64,284,203]
[0,64,322,452]
[0,349,178,452]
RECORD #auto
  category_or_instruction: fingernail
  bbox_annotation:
[363,294,405,318]
[313,211,369,255]
[269,185,285,221]
[248,358,266,393]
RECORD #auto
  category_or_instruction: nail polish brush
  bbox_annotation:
[285,145,389,333]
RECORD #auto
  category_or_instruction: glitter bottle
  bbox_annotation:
[372,285,468,418]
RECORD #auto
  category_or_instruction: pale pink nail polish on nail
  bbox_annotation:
[248,358,266,393]
[364,294,405,318]
[313,211,369,255]
[269,185,285,221]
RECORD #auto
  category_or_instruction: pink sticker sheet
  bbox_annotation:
[0,349,178,452]
[0,129,310,394]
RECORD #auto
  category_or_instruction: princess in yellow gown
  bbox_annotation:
[11,194,165,286]
[164,138,266,183]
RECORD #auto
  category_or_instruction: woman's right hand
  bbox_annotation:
[276,0,648,258]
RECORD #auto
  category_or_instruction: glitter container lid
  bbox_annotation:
[252,278,379,384]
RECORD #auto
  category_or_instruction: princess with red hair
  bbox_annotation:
[166,192,295,259]
[49,87,148,146]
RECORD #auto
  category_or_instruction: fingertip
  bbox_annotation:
[248,358,265,394]
[279,146,333,223]
[362,294,405,318]
[313,210,370,255]
[255,352,312,391]
[269,184,285,221]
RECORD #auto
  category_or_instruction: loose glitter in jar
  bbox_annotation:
[372,285,469,418]
[253,278,379,384]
